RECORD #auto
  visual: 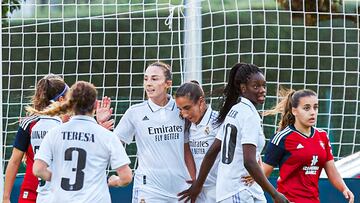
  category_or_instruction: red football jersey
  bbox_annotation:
[264,125,334,203]
[13,116,40,202]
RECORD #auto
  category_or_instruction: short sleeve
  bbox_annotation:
[13,127,31,152]
[323,132,334,162]
[240,113,261,146]
[34,129,54,166]
[114,109,135,144]
[263,141,285,167]
[108,133,131,169]
[215,124,224,141]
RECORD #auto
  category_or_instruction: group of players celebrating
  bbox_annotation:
[3,62,354,203]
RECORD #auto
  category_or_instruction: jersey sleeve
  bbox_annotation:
[13,127,31,152]
[263,136,286,167]
[215,123,224,141]
[108,133,131,169]
[114,109,135,144]
[34,129,54,166]
[240,113,260,146]
[323,132,334,161]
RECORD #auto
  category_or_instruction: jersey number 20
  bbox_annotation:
[221,123,237,164]
[61,147,87,191]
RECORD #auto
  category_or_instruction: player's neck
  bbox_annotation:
[294,122,311,137]
[150,94,169,107]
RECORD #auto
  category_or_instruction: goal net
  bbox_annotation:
[2,0,359,175]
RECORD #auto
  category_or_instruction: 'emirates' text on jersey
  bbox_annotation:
[114,96,191,198]
[188,106,219,188]
[35,115,130,203]
[215,97,266,202]
[264,125,334,203]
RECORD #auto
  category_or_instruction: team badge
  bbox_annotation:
[319,141,325,149]
[205,126,210,135]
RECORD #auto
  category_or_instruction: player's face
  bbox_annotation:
[241,72,266,105]
[176,96,205,124]
[292,95,318,128]
[144,65,172,100]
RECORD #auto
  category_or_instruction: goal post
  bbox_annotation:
[2,0,360,179]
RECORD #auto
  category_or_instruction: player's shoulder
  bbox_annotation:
[270,126,294,146]
[314,127,329,138]
[19,115,40,131]
[127,101,148,112]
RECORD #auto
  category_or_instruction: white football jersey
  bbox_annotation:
[114,96,191,198]
[35,115,130,203]
[188,106,219,188]
[215,97,266,202]
[30,115,62,200]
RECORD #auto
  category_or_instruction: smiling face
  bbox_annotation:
[144,65,172,100]
[292,95,318,129]
[175,96,205,124]
[240,72,267,105]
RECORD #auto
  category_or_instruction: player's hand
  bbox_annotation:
[96,96,113,124]
[241,175,254,186]
[99,119,115,130]
[342,189,354,203]
[177,181,202,203]
[108,175,121,187]
[273,192,290,203]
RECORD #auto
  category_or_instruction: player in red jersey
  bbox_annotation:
[263,89,354,203]
[3,74,113,203]
[3,74,68,203]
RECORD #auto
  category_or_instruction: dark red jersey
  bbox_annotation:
[13,116,40,202]
[264,125,334,203]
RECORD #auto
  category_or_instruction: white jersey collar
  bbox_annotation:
[147,95,176,112]
[70,115,97,124]
[239,97,257,112]
[39,115,62,123]
[192,106,213,128]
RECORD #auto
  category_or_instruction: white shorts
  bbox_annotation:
[132,187,186,203]
[197,186,216,203]
[217,189,266,203]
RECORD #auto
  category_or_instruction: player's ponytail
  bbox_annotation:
[216,63,262,126]
[26,74,67,113]
[264,88,317,131]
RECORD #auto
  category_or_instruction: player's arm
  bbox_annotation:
[243,144,289,203]
[184,143,196,181]
[3,148,24,203]
[33,159,51,181]
[178,138,221,202]
[108,164,133,187]
[324,160,354,203]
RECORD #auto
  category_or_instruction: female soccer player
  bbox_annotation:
[178,63,289,203]
[263,89,354,203]
[114,62,195,202]
[33,81,132,203]
[3,74,68,203]
[175,81,220,203]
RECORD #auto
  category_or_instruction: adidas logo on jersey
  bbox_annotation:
[296,143,304,149]
[142,116,149,121]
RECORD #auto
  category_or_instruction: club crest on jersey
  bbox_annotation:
[319,141,325,149]
[142,116,149,121]
[205,126,210,135]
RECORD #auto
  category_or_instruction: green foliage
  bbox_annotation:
[2,0,22,26]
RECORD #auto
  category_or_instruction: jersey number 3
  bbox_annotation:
[221,123,237,164]
[61,147,87,191]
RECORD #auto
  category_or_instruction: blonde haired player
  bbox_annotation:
[114,62,196,202]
